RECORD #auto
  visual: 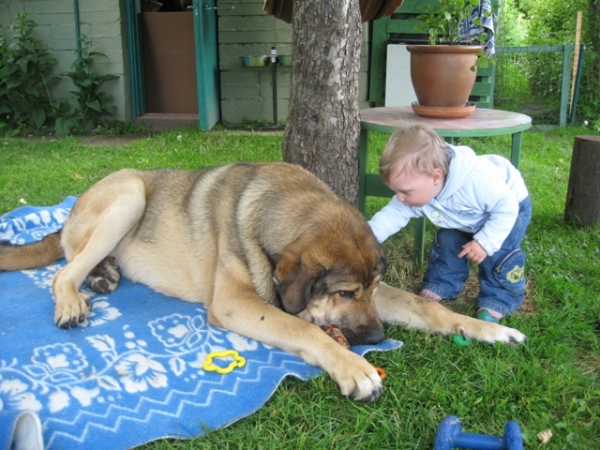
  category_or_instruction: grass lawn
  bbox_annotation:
[1,126,599,449]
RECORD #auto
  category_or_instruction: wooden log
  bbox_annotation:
[564,135,600,227]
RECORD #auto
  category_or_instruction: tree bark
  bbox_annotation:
[282,0,362,206]
[564,135,600,227]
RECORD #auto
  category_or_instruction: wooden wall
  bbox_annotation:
[217,0,371,126]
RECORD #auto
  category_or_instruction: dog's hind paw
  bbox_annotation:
[86,257,120,294]
[501,326,527,344]
[464,322,527,344]
[488,323,527,344]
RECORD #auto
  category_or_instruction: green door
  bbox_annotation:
[193,0,220,130]
[126,0,220,130]
[125,0,145,118]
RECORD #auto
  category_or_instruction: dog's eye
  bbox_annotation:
[337,290,355,298]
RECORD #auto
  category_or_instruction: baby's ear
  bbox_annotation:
[432,168,445,183]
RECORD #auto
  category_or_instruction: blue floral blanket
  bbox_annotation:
[0,199,402,450]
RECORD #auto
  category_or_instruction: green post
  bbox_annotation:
[569,45,585,125]
[73,0,82,60]
[125,0,145,118]
[510,132,523,169]
[559,45,574,127]
[193,0,220,130]
[359,129,369,214]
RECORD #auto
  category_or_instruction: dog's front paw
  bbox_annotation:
[54,293,90,328]
[325,349,383,402]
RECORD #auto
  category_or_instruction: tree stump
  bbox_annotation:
[564,135,600,227]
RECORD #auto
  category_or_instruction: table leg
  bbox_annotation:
[358,128,369,214]
[413,217,426,268]
[510,131,523,169]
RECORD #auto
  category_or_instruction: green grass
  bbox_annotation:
[1,127,599,449]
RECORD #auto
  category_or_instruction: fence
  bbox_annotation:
[493,45,584,127]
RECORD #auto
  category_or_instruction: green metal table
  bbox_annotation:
[359,106,532,266]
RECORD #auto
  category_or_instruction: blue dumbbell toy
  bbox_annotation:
[434,415,523,450]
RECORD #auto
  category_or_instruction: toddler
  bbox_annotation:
[368,125,531,322]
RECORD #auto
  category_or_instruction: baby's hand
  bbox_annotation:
[458,240,487,264]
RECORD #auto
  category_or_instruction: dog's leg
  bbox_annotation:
[53,180,146,328]
[209,259,383,402]
[86,256,120,294]
[375,282,527,344]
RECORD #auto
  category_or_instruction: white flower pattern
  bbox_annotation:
[0,263,266,419]
[0,378,42,411]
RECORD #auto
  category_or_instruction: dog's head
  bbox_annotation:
[273,214,386,345]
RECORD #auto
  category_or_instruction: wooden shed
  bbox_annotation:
[0,0,492,129]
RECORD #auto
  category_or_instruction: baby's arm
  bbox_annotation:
[368,196,418,243]
[458,240,488,264]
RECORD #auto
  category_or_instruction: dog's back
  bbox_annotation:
[0,162,346,296]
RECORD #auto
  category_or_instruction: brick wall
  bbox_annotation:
[0,0,128,122]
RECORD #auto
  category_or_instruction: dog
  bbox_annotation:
[0,162,526,402]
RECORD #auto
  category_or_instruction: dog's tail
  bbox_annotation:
[0,231,64,271]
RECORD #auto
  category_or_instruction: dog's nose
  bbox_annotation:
[343,324,386,345]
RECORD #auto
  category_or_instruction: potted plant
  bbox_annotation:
[407,0,492,118]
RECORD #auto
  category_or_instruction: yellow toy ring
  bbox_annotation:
[203,350,246,374]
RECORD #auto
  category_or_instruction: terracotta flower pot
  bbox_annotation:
[406,45,482,110]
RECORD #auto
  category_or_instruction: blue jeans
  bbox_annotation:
[422,196,532,316]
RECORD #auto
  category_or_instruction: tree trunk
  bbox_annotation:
[282,0,362,206]
[564,135,600,227]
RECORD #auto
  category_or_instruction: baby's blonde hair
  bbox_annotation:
[379,125,451,184]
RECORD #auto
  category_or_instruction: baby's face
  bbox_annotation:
[387,166,444,207]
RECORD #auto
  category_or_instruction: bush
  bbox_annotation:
[0,13,119,137]
[55,36,119,136]
[0,12,63,136]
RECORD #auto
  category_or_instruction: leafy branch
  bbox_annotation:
[0,12,63,136]
[415,0,488,46]
[56,36,119,136]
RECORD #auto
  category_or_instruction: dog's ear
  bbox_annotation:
[374,255,387,278]
[273,249,319,315]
